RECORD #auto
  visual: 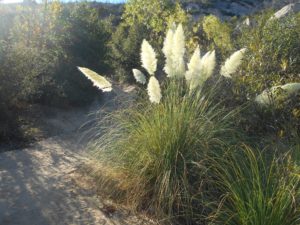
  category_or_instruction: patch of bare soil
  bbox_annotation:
[0,86,159,225]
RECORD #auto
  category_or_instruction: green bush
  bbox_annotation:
[236,12,300,96]
[1,2,111,106]
[202,15,233,56]
[213,11,300,138]
[123,0,189,39]
[0,2,111,141]
[109,23,147,82]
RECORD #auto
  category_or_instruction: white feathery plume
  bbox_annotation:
[220,48,247,78]
[163,28,175,60]
[141,40,157,75]
[163,24,186,78]
[163,28,176,77]
[77,67,112,92]
[255,82,300,106]
[255,86,280,105]
[187,49,216,90]
[201,50,216,81]
[147,76,162,104]
[281,83,300,95]
[132,69,146,85]
[172,24,186,77]
[185,45,201,82]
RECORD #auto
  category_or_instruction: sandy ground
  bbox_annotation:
[0,86,158,225]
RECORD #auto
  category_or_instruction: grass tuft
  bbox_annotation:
[89,80,240,222]
[206,146,300,225]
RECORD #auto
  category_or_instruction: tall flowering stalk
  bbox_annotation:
[163,25,176,77]
[185,45,201,83]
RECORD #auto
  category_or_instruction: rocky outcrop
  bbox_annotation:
[271,3,300,20]
[182,0,300,20]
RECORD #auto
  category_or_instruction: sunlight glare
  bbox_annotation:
[0,0,23,3]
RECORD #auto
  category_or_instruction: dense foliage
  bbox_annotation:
[0,2,110,141]
[109,0,189,82]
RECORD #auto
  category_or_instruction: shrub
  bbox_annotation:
[123,0,189,39]
[236,12,300,96]
[0,2,111,141]
[202,15,233,56]
[109,0,189,82]
[109,23,147,82]
[217,12,300,138]
[0,2,111,107]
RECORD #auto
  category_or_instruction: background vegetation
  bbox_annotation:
[0,1,111,142]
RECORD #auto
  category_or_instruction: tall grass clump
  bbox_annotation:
[88,24,246,223]
[92,83,238,219]
[206,146,300,225]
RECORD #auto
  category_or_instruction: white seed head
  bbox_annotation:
[185,45,201,82]
[147,76,162,104]
[163,28,175,60]
[281,83,300,95]
[255,82,300,106]
[141,40,157,75]
[172,24,186,77]
[77,67,112,92]
[163,24,186,78]
[187,49,216,90]
[220,48,247,78]
[201,50,216,80]
[132,69,146,85]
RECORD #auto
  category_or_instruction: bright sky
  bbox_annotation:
[1,0,23,3]
[0,0,126,3]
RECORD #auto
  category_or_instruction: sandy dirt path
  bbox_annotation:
[0,86,157,225]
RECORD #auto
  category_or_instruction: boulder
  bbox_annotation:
[271,3,300,20]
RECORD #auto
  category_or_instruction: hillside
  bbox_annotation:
[181,0,300,19]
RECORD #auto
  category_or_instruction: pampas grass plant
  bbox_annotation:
[90,81,240,222]
[88,24,246,223]
[79,19,300,225]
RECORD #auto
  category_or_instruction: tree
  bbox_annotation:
[123,0,189,41]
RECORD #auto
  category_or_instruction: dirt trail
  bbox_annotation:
[0,86,157,225]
